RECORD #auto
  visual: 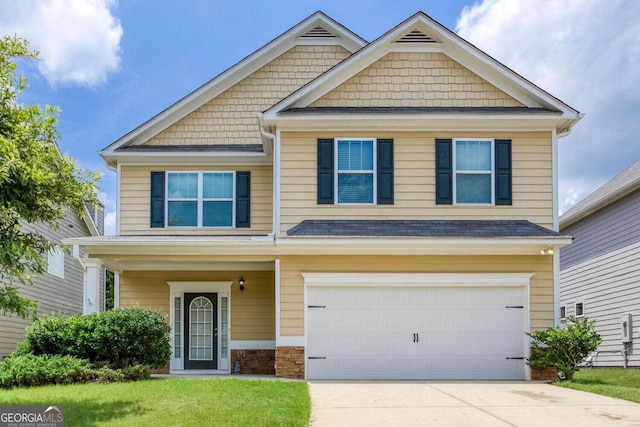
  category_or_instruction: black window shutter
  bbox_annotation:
[150,171,165,227]
[317,139,334,204]
[377,139,394,204]
[235,171,251,228]
[495,139,512,205]
[435,139,453,204]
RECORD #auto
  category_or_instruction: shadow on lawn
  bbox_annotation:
[6,398,146,426]
[570,378,607,386]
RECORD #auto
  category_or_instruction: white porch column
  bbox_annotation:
[83,259,103,314]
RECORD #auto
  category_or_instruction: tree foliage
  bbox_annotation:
[527,317,602,381]
[0,35,99,318]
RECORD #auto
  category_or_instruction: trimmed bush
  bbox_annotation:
[0,355,151,388]
[527,316,602,380]
[0,354,92,388]
[16,308,171,369]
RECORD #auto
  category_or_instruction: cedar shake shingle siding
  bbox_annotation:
[310,52,524,108]
[145,45,351,146]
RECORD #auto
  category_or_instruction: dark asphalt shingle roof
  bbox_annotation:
[280,107,560,115]
[116,144,264,153]
[286,220,563,238]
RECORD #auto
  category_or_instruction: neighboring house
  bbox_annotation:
[560,160,640,367]
[0,204,104,358]
[66,11,581,380]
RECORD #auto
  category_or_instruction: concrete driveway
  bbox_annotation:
[309,381,640,426]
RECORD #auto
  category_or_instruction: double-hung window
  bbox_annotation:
[336,138,376,204]
[166,172,234,227]
[435,138,510,206]
[453,139,494,204]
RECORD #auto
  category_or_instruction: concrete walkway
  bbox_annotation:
[309,381,640,426]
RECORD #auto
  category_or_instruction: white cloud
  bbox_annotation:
[456,0,640,211]
[0,0,123,86]
[103,211,116,236]
[97,190,116,236]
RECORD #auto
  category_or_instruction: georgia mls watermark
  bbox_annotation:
[0,406,64,427]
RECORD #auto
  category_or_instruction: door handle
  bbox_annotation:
[416,333,419,343]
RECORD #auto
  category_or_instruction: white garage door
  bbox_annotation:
[306,285,526,380]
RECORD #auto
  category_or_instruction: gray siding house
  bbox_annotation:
[0,205,104,358]
[560,160,640,367]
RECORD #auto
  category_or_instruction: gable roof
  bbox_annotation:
[99,11,366,160]
[263,12,581,133]
[560,160,640,230]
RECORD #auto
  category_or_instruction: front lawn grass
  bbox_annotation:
[0,378,310,426]
[555,368,640,403]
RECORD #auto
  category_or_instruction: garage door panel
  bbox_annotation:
[307,285,526,380]
[307,357,525,380]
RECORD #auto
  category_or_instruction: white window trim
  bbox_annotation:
[165,171,236,228]
[334,137,377,205]
[47,246,64,278]
[452,138,495,205]
[560,305,566,320]
[575,301,585,317]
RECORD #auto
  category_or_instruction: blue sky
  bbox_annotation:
[1,1,638,234]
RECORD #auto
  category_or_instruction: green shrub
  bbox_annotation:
[0,355,151,388]
[527,317,602,380]
[17,308,171,369]
[121,364,151,381]
[91,309,171,369]
[0,354,92,388]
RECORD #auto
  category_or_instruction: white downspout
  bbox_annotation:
[553,122,578,327]
[552,128,560,327]
[257,113,279,237]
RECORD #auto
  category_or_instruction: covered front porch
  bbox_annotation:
[66,236,277,376]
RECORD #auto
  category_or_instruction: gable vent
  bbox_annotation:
[301,25,337,39]
[396,29,436,43]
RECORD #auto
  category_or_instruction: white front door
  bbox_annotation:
[307,285,526,380]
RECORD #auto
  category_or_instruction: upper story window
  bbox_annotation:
[150,170,250,229]
[166,172,234,227]
[435,138,511,206]
[317,138,394,206]
[47,246,64,278]
[454,139,493,204]
[336,139,376,204]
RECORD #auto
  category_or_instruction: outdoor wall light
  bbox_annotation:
[239,277,245,291]
[540,248,554,255]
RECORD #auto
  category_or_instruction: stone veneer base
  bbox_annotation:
[530,366,558,381]
[275,346,305,379]
[230,349,275,375]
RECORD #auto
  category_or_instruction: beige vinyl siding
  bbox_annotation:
[145,45,350,146]
[280,131,553,232]
[0,210,97,358]
[279,255,553,337]
[119,270,275,341]
[120,164,272,235]
[311,52,524,108]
